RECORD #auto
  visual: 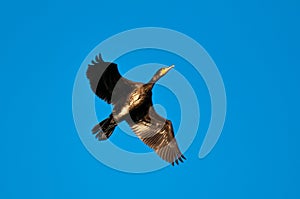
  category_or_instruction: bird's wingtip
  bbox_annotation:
[171,154,186,166]
[95,53,104,63]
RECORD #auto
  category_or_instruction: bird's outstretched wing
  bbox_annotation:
[129,107,186,165]
[86,54,138,104]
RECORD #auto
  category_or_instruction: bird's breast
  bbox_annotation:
[129,89,151,107]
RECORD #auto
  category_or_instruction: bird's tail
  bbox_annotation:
[92,114,117,140]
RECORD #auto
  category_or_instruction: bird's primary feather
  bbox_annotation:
[129,107,185,165]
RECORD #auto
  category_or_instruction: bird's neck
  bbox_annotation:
[148,73,161,84]
[143,83,155,93]
[146,74,161,91]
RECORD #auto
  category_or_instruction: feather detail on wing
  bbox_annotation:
[86,54,138,104]
[129,107,186,165]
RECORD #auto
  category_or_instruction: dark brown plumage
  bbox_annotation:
[86,54,185,165]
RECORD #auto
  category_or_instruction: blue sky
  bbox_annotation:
[0,0,299,198]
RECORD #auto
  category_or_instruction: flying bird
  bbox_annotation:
[86,54,186,165]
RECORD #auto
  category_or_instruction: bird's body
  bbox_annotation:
[113,83,151,122]
[86,54,185,165]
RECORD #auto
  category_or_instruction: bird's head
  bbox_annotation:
[149,65,174,84]
[158,65,175,77]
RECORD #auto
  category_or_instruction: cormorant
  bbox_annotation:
[86,54,186,165]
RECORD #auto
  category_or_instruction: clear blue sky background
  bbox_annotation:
[0,0,299,198]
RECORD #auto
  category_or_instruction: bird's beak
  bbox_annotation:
[165,65,175,74]
[168,65,175,69]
